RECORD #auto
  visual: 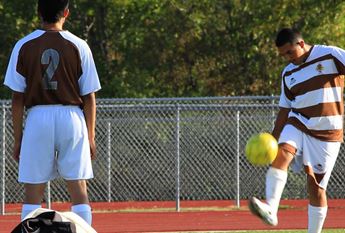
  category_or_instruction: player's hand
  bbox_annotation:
[89,138,96,160]
[13,142,21,162]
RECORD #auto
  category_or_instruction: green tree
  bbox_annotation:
[0,0,37,98]
[1,0,345,98]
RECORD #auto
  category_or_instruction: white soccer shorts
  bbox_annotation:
[278,124,340,190]
[18,105,93,183]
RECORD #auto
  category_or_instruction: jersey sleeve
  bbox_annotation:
[278,69,291,109]
[330,46,345,74]
[3,43,26,93]
[78,41,101,96]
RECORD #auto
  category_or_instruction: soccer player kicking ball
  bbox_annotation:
[4,0,101,225]
[249,28,345,233]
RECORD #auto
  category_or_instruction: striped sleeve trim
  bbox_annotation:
[334,55,345,74]
[283,79,294,101]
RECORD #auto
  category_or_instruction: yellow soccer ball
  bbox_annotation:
[245,132,278,166]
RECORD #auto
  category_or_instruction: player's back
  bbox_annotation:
[14,30,88,108]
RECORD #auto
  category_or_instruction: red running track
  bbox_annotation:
[1,199,345,232]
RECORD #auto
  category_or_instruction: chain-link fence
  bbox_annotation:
[1,96,345,214]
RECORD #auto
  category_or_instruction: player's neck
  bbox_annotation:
[295,44,312,65]
[41,21,64,31]
[300,44,312,63]
[303,44,312,53]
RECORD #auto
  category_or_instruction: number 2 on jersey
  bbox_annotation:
[41,48,59,90]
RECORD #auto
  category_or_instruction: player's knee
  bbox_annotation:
[271,148,294,170]
[66,180,89,204]
[24,183,46,204]
[307,175,325,201]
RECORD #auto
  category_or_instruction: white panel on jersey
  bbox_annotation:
[285,59,338,89]
[279,78,291,108]
[59,31,101,96]
[4,72,26,92]
[292,87,342,109]
[307,115,344,130]
[4,30,45,92]
[289,111,343,130]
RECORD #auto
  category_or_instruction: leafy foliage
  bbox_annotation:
[1,0,345,98]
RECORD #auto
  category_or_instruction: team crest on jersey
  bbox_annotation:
[316,63,324,74]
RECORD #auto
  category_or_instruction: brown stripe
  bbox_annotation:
[292,102,343,118]
[279,143,297,155]
[289,74,343,96]
[283,82,294,101]
[334,56,345,75]
[286,118,343,142]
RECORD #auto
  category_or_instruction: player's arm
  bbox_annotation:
[271,107,290,140]
[11,91,25,162]
[82,92,97,160]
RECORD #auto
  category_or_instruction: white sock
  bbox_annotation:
[21,204,41,220]
[265,167,288,215]
[308,204,327,233]
[72,204,92,225]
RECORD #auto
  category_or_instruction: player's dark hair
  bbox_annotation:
[275,28,302,47]
[38,0,69,24]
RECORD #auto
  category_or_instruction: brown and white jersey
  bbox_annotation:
[279,45,345,142]
[4,29,101,108]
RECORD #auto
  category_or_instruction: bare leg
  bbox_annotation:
[305,169,327,206]
[306,168,327,233]
[271,147,294,170]
[66,180,89,205]
[21,183,46,220]
[24,183,46,204]
[66,179,92,225]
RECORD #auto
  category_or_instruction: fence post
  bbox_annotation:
[1,103,6,215]
[107,121,112,202]
[271,95,276,130]
[236,110,240,208]
[46,181,51,209]
[175,105,181,212]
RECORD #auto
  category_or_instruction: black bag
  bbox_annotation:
[11,211,73,233]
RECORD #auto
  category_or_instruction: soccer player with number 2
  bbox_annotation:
[4,0,101,226]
